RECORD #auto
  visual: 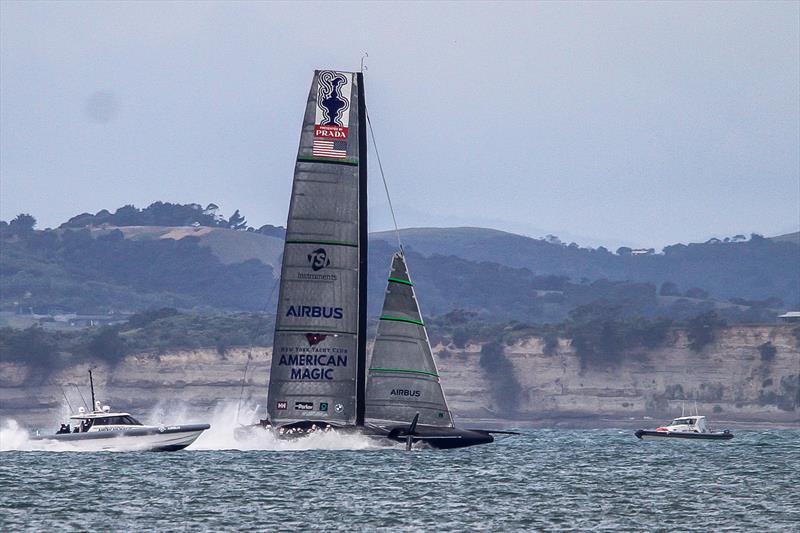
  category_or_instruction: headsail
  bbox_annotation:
[365,252,454,427]
[267,70,367,427]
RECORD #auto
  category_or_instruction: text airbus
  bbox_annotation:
[286,305,343,319]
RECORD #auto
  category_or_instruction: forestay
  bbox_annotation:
[267,70,367,427]
[366,252,454,427]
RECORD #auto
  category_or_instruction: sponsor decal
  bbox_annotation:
[292,368,333,380]
[312,139,347,159]
[334,403,344,413]
[295,401,314,411]
[306,333,327,346]
[277,401,288,410]
[319,402,328,412]
[390,389,421,398]
[314,124,348,139]
[307,248,331,271]
[296,271,337,281]
[286,305,343,319]
[316,71,350,130]
[278,345,349,381]
[312,71,352,159]
[278,354,348,367]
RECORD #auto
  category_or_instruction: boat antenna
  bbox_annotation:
[365,106,403,254]
[88,367,97,412]
[73,384,89,411]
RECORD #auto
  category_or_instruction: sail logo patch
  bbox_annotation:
[319,402,328,412]
[316,71,351,130]
[276,401,288,410]
[312,71,352,159]
[295,401,314,411]
[307,248,330,271]
[306,333,327,346]
[334,403,344,413]
[286,305,343,319]
[390,389,421,397]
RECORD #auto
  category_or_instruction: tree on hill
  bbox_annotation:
[687,311,726,352]
[227,209,247,231]
[659,281,681,296]
[9,213,36,234]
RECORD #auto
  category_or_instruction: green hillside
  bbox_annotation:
[372,227,800,305]
[1,204,796,323]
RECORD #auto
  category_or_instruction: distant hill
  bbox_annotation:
[771,231,800,245]
[372,227,800,305]
[84,225,284,268]
[1,204,796,320]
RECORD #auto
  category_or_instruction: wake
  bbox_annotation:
[0,400,388,452]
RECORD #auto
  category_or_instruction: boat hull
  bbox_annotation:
[233,422,495,449]
[635,429,733,441]
[30,424,210,451]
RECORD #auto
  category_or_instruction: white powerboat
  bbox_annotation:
[30,370,209,451]
[635,415,733,441]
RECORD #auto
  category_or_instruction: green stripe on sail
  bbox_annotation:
[286,239,358,248]
[297,156,358,166]
[387,277,413,286]
[379,315,424,326]
[369,367,439,378]
[276,328,357,335]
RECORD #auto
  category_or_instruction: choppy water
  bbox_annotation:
[1,418,798,532]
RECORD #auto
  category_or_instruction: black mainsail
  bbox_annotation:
[266,70,367,429]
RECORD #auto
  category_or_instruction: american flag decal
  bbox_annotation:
[312,139,347,159]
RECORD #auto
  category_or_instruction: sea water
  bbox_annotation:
[1,409,797,532]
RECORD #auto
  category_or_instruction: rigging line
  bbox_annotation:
[264,273,280,312]
[365,107,403,253]
[74,384,89,411]
[61,388,74,414]
[235,356,251,425]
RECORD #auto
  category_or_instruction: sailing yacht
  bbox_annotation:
[252,69,511,449]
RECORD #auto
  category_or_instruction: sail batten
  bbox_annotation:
[365,252,454,428]
[267,70,366,427]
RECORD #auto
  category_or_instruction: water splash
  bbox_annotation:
[190,400,386,451]
[1,400,390,452]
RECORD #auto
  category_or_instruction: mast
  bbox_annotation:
[88,368,96,412]
[356,72,368,427]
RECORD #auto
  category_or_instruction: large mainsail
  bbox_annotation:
[365,252,454,427]
[267,70,368,427]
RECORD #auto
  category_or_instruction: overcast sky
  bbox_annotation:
[1,1,798,248]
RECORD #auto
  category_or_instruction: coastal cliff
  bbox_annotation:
[1,325,797,428]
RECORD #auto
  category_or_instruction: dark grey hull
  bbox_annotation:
[235,420,502,449]
[635,429,733,440]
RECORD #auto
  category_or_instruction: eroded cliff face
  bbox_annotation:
[1,326,797,428]
[441,325,798,425]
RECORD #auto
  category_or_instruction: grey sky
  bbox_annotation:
[1,1,798,249]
